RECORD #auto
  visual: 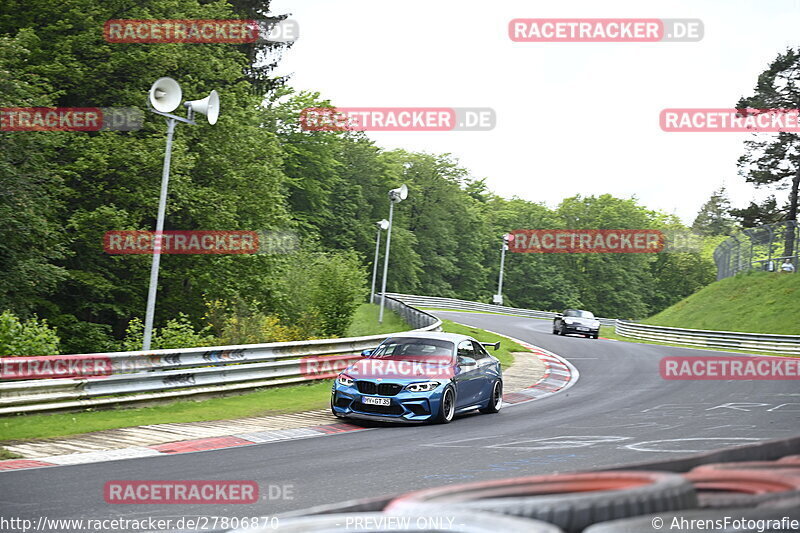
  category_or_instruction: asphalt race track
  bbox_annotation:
[1,311,797,527]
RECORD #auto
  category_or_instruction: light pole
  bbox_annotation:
[379,184,408,323]
[494,233,513,305]
[370,219,390,304]
[142,77,220,350]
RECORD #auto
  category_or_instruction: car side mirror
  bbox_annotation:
[458,356,477,368]
[361,349,372,357]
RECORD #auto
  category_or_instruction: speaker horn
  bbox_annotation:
[184,90,220,125]
[148,77,182,113]
[389,183,408,203]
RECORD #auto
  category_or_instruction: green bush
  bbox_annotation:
[0,310,60,356]
[276,250,367,337]
[311,253,368,336]
[119,314,215,351]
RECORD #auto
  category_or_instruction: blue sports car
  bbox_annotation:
[331,332,503,424]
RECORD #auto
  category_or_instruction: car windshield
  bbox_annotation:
[564,310,595,318]
[370,337,455,363]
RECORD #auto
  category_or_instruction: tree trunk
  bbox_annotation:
[784,166,800,258]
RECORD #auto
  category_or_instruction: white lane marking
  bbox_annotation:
[767,403,800,412]
[624,437,764,453]
[487,435,630,450]
[706,402,771,411]
[641,404,696,413]
[420,436,505,448]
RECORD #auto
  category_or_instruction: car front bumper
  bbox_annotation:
[562,324,599,335]
[331,382,447,423]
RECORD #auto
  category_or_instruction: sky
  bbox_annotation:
[266,0,799,224]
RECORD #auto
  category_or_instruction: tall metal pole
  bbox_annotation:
[497,238,507,303]
[370,226,382,304]
[378,201,394,323]
[142,117,176,350]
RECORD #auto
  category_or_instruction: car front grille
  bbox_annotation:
[356,381,403,396]
[352,401,404,416]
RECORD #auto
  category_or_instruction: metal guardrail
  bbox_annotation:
[0,296,441,415]
[385,293,617,326]
[615,320,800,355]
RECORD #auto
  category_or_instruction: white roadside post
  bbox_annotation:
[143,78,220,350]
[494,233,513,306]
[370,219,390,304]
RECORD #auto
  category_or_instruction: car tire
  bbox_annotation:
[434,386,456,424]
[480,380,503,414]
[683,469,800,508]
[385,471,697,533]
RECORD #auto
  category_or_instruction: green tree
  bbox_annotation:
[692,186,737,236]
[1,0,291,351]
[735,47,800,255]
[0,33,69,316]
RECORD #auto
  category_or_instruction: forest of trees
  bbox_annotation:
[3,1,792,355]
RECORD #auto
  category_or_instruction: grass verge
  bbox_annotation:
[644,270,800,334]
[0,320,527,443]
[346,303,408,337]
[439,319,521,369]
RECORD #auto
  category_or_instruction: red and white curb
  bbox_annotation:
[493,334,579,407]
[0,339,575,472]
[0,422,368,472]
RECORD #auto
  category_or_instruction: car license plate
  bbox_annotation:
[578,327,589,331]
[362,396,390,406]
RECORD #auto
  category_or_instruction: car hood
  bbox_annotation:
[345,357,455,380]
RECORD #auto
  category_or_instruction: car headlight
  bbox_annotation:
[337,374,354,387]
[405,381,440,392]
[564,318,575,324]
[592,321,600,328]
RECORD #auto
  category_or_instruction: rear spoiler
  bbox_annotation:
[481,341,501,351]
